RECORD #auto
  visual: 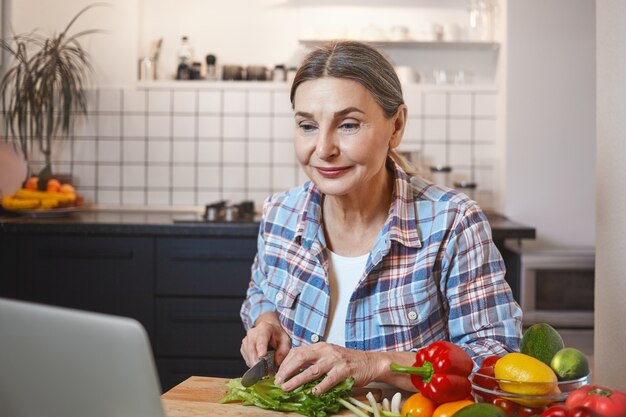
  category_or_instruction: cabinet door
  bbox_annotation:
[156,237,256,296]
[155,298,246,357]
[0,233,18,297]
[17,235,155,338]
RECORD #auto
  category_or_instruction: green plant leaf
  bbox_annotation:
[0,2,106,170]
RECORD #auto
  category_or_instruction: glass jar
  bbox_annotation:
[468,0,495,41]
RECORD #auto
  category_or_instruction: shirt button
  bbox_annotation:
[311,334,320,343]
[275,292,284,302]
[408,311,418,321]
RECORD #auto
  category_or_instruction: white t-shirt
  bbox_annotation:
[325,250,369,346]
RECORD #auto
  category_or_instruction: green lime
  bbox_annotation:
[452,403,507,417]
[550,347,590,381]
[520,323,565,365]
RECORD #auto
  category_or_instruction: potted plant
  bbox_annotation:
[0,3,104,187]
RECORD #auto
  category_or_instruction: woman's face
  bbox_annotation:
[293,77,405,198]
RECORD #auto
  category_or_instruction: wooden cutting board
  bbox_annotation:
[161,376,382,417]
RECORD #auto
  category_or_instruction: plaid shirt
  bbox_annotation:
[241,160,522,358]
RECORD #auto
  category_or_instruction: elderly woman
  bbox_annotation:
[240,40,522,394]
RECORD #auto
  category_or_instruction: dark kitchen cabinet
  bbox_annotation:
[155,236,255,391]
[16,235,155,339]
[0,234,18,297]
[156,237,255,296]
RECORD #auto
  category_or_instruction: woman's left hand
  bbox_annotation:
[273,342,381,394]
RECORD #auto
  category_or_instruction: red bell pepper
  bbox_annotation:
[389,341,473,403]
[566,385,626,417]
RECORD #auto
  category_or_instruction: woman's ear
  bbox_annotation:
[389,104,408,149]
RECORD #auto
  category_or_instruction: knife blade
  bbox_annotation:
[241,351,277,387]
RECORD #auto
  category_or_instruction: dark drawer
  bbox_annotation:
[157,357,248,392]
[155,298,246,357]
[156,237,256,296]
[16,235,155,338]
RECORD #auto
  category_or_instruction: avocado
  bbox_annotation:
[452,403,507,417]
[550,347,590,380]
[520,323,565,366]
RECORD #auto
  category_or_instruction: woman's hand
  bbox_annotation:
[240,312,291,367]
[274,342,383,395]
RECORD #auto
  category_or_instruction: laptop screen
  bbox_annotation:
[0,298,166,417]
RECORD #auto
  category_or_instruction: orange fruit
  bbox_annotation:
[47,179,61,192]
[60,184,76,195]
[432,400,475,417]
[25,177,39,190]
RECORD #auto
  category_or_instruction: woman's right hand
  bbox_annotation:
[240,311,291,367]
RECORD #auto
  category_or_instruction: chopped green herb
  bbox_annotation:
[219,375,355,417]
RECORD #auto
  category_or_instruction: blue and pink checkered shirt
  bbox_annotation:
[241,159,522,358]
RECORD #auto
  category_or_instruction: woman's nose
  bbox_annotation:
[315,131,338,160]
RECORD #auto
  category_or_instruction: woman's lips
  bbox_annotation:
[315,166,351,179]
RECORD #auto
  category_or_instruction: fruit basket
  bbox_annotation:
[470,362,592,416]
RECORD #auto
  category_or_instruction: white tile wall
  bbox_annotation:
[122,140,146,163]
[55,86,498,209]
[198,91,221,113]
[148,91,171,113]
[173,91,197,113]
[123,90,147,112]
[172,115,196,138]
[124,114,146,137]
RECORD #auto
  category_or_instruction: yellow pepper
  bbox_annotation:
[494,352,559,407]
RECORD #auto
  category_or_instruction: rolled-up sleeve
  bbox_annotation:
[442,207,523,359]
[240,214,277,330]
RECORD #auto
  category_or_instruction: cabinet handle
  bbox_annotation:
[170,250,252,262]
[38,248,134,260]
[168,311,241,323]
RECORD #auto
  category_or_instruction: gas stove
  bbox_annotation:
[173,200,257,224]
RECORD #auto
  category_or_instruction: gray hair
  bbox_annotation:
[290,40,417,175]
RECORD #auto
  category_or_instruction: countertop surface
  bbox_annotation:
[161,376,392,417]
[0,207,535,241]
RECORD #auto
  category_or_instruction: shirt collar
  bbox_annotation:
[294,157,422,250]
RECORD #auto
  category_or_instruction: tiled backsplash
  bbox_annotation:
[28,83,498,209]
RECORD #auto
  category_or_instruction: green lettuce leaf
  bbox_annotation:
[219,375,355,417]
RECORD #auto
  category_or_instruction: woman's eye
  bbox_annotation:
[298,122,317,133]
[339,122,360,132]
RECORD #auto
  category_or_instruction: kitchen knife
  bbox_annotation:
[241,351,277,387]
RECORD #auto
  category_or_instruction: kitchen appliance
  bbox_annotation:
[241,351,277,387]
[173,200,257,223]
[515,247,595,328]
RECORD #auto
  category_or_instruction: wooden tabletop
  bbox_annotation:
[161,376,386,417]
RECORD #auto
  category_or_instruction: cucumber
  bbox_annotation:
[520,323,565,366]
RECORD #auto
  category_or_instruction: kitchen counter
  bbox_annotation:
[161,376,396,417]
[0,208,534,242]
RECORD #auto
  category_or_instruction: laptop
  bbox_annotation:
[0,297,166,417]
